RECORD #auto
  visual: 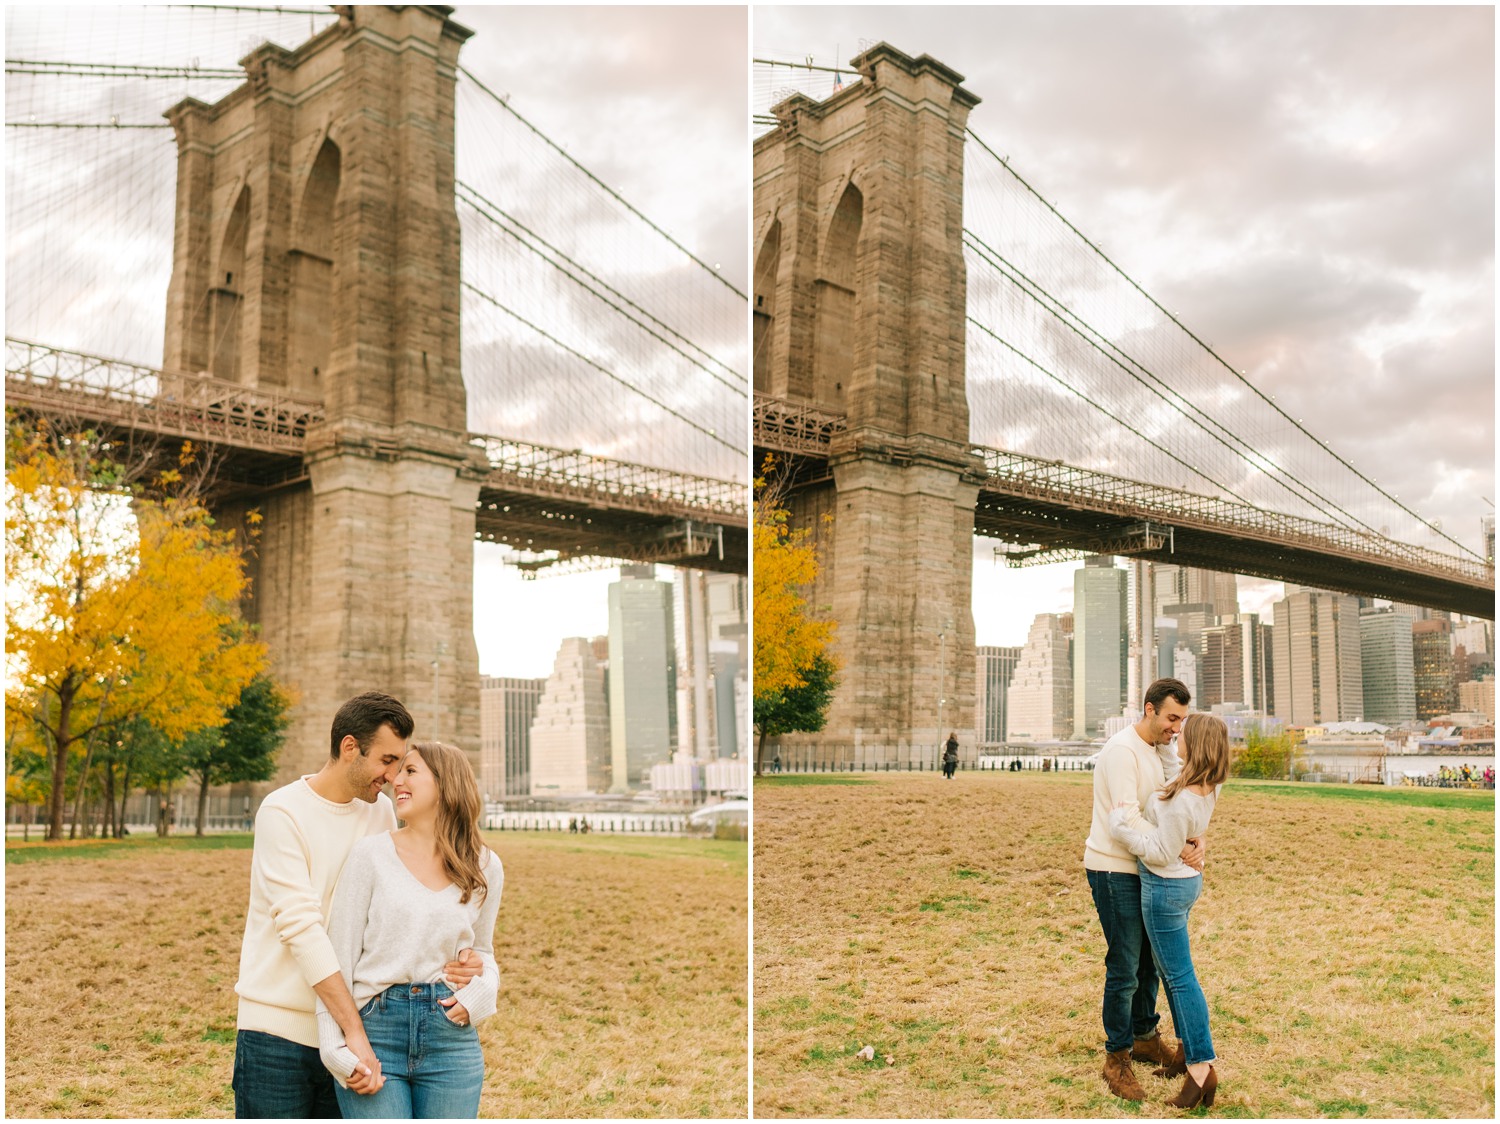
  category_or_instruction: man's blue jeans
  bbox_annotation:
[334,983,484,1119]
[1086,869,1161,1054]
[233,1029,341,1118]
[1139,865,1216,1065]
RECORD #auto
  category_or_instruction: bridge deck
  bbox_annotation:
[8,340,747,572]
[754,395,1494,618]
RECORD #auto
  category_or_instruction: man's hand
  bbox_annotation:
[439,996,471,1026]
[344,1030,384,1095]
[443,947,481,989]
[1180,835,1205,872]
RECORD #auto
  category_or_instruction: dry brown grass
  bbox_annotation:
[5,831,746,1118]
[752,771,1494,1118]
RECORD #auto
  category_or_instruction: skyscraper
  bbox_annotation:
[1200,614,1273,713]
[1005,614,1072,740]
[1074,555,1127,738]
[975,645,1021,746]
[479,674,546,799]
[529,638,611,795]
[1359,605,1416,726]
[1271,587,1363,725]
[1412,618,1457,721]
[673,570,749,761]
[608,564,677,791]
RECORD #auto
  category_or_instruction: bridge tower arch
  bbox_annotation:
[754,44,985,752]
[162,6,483,781]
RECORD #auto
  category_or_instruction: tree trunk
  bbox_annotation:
[196,769,210,838]
[156,784,170,839]
[68,733,100,841]
[117,762,132,839]
[755,726,767,777]
[48,684,75,841]
[101,765,115,839]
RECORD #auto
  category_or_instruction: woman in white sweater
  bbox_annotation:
[318,741,503,1118]
[1108,712,1229,1110]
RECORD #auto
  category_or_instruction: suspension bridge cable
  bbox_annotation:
[5,59,242,79]
[966,127,1482,563]
[5,122,173,129]
[161,3,330,13]
[963,229,1399,546]
[967,315,1279,519]
[457,65,747,302]
[461,280,745,457]
[456,181,747,394]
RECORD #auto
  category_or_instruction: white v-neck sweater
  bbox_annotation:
[235,777,397,1047]
[316,831,504,1079]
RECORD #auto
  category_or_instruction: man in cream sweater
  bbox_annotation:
[231,692,480,1117]
[1083,678,1204,1102]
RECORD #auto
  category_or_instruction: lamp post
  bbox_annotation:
[938,618,953,756]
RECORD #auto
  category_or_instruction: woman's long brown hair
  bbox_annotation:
[408,741,489,905]
[1159,713,1231,802]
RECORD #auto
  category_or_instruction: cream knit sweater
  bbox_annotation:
[235,777,397,1047]
[1082,726,1184,874]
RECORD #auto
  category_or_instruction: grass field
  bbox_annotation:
[753,771,1494,1118]
[5,830,747,1118]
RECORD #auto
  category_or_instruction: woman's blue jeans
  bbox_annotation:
[334,983,484,1119]
[1138,865,1216,1066]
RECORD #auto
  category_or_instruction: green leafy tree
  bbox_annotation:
[181,674,289,836]
[1232,727,1301,780]
[96,717,175,839]
[755,653,839,775]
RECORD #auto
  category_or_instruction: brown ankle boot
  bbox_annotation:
[1133,1034,1185,1075]
[1149,1041,1187,1078]
[1102,1049,1145,1102]
[1165,1065,1218,1109]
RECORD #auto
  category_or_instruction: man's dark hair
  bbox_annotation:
[1143,677,1191,715]
[329,692,415,760]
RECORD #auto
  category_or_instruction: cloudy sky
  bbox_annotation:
[5,4,748,679]
[756,5,1494,645]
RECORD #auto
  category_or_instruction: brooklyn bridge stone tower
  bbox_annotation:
[754,45,983,750]
[163,6,482,778]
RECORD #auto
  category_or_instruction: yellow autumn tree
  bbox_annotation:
[753,456,837,774]
[5,419,267,839]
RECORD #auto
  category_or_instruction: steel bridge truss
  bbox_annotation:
[6,340,748,573]
[6,338,323,453]
[753,396,1494,618]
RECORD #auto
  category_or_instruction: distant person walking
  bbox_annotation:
[1108,712,1231,1109]
[1083,677,1200,1103]
[942,734,959,779]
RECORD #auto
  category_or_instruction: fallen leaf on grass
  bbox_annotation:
[856,1045,875,1061]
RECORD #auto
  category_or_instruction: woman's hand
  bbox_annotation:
[440,996,470,1026]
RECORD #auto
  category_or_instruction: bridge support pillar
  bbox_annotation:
[164,6,481,782]
[755,43,983,749]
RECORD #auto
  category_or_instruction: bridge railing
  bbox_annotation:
[5,338,324,452]
[752,393,848,456]
[978,447,1492,583]
[473,434,747,522]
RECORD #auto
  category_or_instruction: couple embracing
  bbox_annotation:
[231,692,503,1118]
[1085,678,1231,1110]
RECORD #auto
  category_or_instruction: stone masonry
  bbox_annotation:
[163,7,484,781]
[753,44,984,749]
